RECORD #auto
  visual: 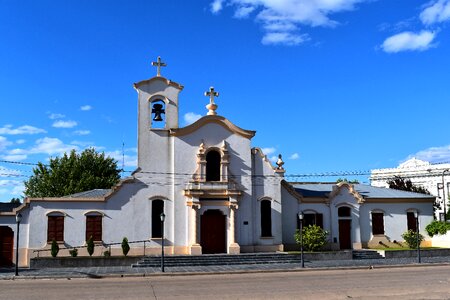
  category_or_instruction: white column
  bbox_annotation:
[189,203,202,255]
[228,204,240,254]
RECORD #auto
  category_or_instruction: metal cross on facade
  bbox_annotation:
[151,56,166,77]
[204,86,219,104]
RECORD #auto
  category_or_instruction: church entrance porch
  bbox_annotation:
[200,210,226,254]
[0,226,14,267]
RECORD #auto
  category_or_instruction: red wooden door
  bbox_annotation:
[339,220,352,250]
[201,210,226,254]
[0,226,14,267]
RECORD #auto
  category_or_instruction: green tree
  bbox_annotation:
[336,178,359,184]
[86,236,95,256]
[387,176,430,195]
[51,239,59,257]
[121,237,130,256]
[24,148,121,197]
[10,197,21,204]
[294,225,329,252]
[402,230,424,249]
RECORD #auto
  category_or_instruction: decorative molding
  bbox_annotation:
[133,76,184,90]
[83,210,105,216]
[45,210,67,217]
[170,115,255,139]
[329,182,365,204]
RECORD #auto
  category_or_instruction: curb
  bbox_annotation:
[2,261,450,280]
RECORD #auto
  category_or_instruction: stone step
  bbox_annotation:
[352,250,384,260]
[131,253,304,268]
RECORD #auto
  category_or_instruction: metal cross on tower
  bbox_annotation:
[204,86,219,104]
[151,56,166,77]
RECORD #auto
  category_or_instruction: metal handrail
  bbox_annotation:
[32,239,152,258]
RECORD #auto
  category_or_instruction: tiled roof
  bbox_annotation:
[290,183,435,199]
[63,189,111,198]
[0,202,21,212]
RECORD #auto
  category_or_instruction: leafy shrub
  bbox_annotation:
[103,250,111,257]
[51,239,59,257]
[402,230,424,249]
[69,248,78,257]
[86,236,95,256]
[122,237,130,256]
[294,225,329,252]
[426,220,450,237]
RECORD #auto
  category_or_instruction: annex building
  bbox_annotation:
[0,59,435,267]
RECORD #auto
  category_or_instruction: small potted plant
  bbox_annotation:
[69,248,78,257]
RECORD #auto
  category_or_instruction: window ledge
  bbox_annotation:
[260,236,274,239]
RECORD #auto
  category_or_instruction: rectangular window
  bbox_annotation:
[47,216,64,242]
[86,216,102,241]
[372,212,384,235]
[407,212,417,232]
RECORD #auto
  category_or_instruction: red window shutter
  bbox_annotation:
[372,213,384,235]
[47,216,64,242]
[86,216,102,241]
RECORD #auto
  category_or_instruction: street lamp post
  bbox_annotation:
[160,212,165,273]
[298,212,304,268]
[15,213,22,276]
[414,211,421,264]
[442,169,449,222]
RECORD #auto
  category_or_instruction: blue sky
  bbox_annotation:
[1,0,450,201]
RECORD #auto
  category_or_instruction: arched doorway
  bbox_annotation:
[0,226,14,267]
[338,206,352,250]
[201,210,226,254]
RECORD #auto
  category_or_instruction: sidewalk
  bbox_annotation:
[1,256,449,280]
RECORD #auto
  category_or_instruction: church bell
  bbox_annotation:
[152,103,165,121]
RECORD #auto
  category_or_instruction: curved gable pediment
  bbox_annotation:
[170,115,256,139]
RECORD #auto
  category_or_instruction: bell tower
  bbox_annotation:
[133,56,184,171]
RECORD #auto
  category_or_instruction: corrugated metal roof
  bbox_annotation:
[290,183,434,199]
[0,202,21,212]
[63,189,111,198]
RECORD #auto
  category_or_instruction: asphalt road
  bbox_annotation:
[2,265,450,299]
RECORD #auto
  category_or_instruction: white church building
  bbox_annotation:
[0,59,436,267]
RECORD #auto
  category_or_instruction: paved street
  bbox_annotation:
[1,256,450,279]
[1,265,450,299]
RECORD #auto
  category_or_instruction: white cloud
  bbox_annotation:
[212,0,371,45]
[52,120,78,128]
[0,166,21,177]
[405,145,450,164]
[0,124,46,135]
[29,137,79,156]
[420,0,450,26]
[15,139,26,145]
[269,155,278,163]
[211,0,224,13]
[5,137,79,158]
[381,31,436,53]
[73,130,91,136]
[1,154,27,161]
[48,113,65,120]
[289,153,300,160]
[0,136,12,151]
[105,150,137,168]
[184,112,202,125]
[262,32,309,45]
[80,105,93,111]
[261,147,276,156]
[234,5,255,18]
[0,179,24,196]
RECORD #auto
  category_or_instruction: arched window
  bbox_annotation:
[261,200,272,237]
[338,206,351,217]
[152,200,164,238]
[85,212,103,242]
[150,99,165,129]
[47,212,65,242]
[206,150,221,181]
